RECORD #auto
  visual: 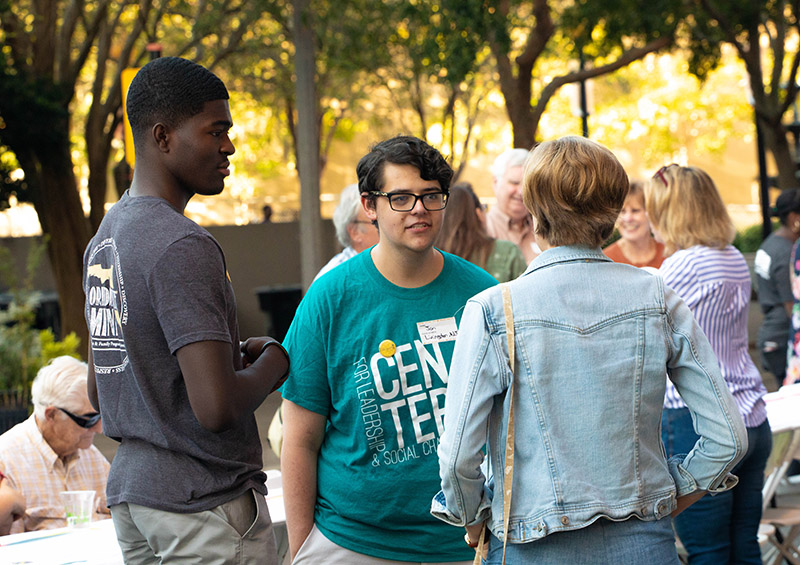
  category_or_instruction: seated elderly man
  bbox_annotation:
[0,356,110,533]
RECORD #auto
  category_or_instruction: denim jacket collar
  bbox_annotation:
[524,245,611,276]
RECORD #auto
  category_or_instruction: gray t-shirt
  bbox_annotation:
[83,191,265,513]
[755,231,795,347]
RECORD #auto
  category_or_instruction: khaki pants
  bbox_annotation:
[111,489,278,565]
[293,523,472,565]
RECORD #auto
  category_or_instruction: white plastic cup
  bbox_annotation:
[60,490,96,528]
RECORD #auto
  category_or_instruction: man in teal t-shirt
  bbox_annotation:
[281,136,498,564]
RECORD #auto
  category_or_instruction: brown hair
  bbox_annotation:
[643,164,735,255]
[436,182,494,267]
[522,136,629,247]
[627,180,644,201]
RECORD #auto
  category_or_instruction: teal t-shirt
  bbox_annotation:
[281,249,497,561]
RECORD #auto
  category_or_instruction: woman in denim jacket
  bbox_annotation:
[432,137,747,564]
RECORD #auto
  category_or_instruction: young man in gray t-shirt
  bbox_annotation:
[83,57,288,564]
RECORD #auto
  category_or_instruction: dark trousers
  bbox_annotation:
[661,408,772,564]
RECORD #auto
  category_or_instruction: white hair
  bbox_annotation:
[31,356,89,420]
[332,183,362,248]
[490,148,530,180]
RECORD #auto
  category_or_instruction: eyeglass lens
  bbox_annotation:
[388,192,447,211]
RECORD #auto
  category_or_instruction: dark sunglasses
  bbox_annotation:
[59,407,101,429]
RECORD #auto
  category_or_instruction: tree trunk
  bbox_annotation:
[87,131,113,232]
[491,41,538,149]
[761,117,799,189]
[33,140,92,348]
[511,110,537,149]
[293,0,323,290]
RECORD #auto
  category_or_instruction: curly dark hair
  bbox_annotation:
[356,136,453,204]
[125,57,229,148]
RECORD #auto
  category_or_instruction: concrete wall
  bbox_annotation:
[0,220,339,340]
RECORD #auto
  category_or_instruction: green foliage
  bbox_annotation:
[572,50,753,174]
[0,239,80,404]
[40,329,81,364]
[603,228,621,248]
[732,221,780,253]
[0,299,40,397]
[561,0,684,54]
[0,146,26,210]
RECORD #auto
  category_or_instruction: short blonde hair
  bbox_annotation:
[643,164,735,255]
[523,136,629,247]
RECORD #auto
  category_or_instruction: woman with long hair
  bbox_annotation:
[645,164,770,564]
[433,138,746,565]
[437,182,527,283]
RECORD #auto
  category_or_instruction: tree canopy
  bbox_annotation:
[0,0,790,345]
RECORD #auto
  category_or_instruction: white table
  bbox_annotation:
[0,470,287,565]
[765,383,800,434]
[266,469,289,562]
[0,518,121,564]
[763,383,800,505]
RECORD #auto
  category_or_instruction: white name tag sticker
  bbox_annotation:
[417,317,458,344]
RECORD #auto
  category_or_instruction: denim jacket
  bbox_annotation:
[432,246,747,542]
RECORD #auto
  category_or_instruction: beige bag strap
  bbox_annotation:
[471,283,515,565]
[472,526,486,565]
[500,283,515,565]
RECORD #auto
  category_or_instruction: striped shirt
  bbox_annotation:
[661,245,767,427]
[0,415,110,533]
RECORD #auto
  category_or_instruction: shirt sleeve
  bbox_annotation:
[432,298,498,527]
[280,284,332,417]
[147,234,234,353]
[772,244,795,304]
[663,285,747,495]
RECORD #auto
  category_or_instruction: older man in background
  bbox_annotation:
[0,356,110,533]
[485,148,539,262]
[314,183,380,281]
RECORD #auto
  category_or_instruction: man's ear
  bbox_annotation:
[361,195,377,221]
[346,223,361,246]
[153,123,170,152]
[43,406,58,421]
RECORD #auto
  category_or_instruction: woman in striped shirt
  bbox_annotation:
[644,164,770,565]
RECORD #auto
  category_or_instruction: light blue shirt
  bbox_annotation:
[660,245,767,427]
[312,246,358,282]
[432,246,746,543]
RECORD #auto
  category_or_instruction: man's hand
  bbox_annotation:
[672,490,706,517]
[240,337,290,392]
[281,401,326,560]
[464,521,488,559]
[0,478,26,535]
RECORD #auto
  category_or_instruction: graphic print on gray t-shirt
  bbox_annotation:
[86,237,129,375]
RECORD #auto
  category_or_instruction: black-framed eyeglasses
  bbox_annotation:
[653,164,678,187]
[369,191,448,212]
[59,407,101,429]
